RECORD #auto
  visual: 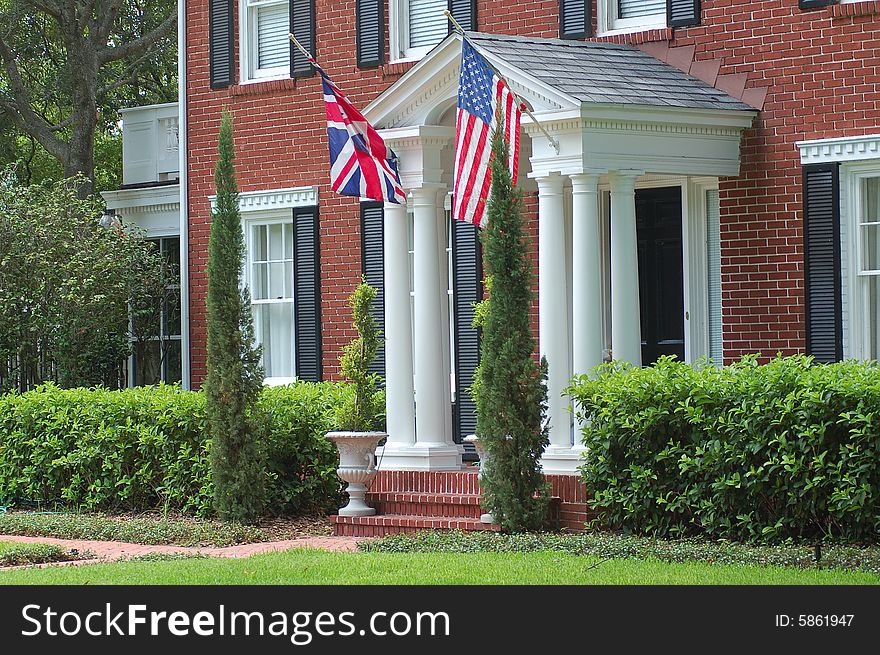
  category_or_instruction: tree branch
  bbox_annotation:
[0,36,67,160]
[97,10,176,64]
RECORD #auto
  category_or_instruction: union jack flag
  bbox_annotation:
[314,59,405,204]
[452,39,522,228]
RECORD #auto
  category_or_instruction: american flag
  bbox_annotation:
[314,59,406,204]
[452,39,522,228]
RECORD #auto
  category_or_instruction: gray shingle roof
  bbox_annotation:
[467,33,756,112]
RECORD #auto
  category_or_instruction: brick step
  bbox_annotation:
[370,469,482,495]
[365,492,484,518]
[331,513,501,537]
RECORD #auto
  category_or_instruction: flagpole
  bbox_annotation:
[444,11,561,154]
[288,33,315,62]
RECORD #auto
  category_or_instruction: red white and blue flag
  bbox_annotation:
[314,59,406,204]
[452,39,522,228]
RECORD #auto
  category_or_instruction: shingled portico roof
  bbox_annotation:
[466,32,755,112]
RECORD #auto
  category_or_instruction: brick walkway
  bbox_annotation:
[0,534,368,569]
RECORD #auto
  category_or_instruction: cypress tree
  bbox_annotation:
[205,109,266,522]
[472,124,550,532]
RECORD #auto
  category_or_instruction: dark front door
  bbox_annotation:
[636,186,685,365]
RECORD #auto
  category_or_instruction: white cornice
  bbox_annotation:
[208,186,319,211]
[797,134,880,164]
[101,184,180,211]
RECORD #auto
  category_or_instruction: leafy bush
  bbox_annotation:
[0,383,351,516]
[567,355,880,543]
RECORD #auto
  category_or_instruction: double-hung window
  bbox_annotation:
[854,175,880,359]
[600,0,666,34]
[247,218,296,383]
[391,0,448,61]
[242,0,290,82]
[130,237,182,386]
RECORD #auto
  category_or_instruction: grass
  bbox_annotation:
[0,549,878,585]
[0,511,330,547]
[0,540,86,567]
[360,530,880,575]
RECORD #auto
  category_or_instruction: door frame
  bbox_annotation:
[596,175,718,365]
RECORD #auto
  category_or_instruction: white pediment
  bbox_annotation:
[364,33,580,130]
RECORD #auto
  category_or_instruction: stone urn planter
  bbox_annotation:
[327,431,386,516]
[463,434,495,524]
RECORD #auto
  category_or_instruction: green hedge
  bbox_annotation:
[0,382,356,516]
[568,356,880,543]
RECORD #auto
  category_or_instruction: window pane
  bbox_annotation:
[134,341,162,386]
[269,223,284,260]
[619,0,665,19]
[269,262,286,298]
[868,276,880,360]
[165,340,182,384]
[164,288,182,336]
[163,237,181,278]
[252,263,269,299]
[256,3,290,70]
[864,177,880,222]
[861,224,880,273]
[409,0,447,48]
[256,302,295,378]
[253,225,268,261]
[284,223,293,260]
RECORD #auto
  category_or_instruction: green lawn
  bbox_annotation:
[2,549,878,585]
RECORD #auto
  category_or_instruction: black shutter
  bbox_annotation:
[361,202,385,378]
[667,0,700,28]
[799,0,837,9]
[357,0,384,68]
[209,0,234,88]
[448,0,477,33]
[452,220,482,446]
[559,0,591,39]
[293,206,322,381]
[803,164,842,363]
[290,0,316,78]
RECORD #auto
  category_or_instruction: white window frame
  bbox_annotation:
[390,0,447,63]
[597,0,667,37]
[842,163,880,361]
[244,212,297,385]
[240,0,290,84]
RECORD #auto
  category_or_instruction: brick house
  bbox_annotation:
[108,0,880,531]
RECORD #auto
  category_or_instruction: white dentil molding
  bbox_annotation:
[797,134,880,165]
[208,186,319,212]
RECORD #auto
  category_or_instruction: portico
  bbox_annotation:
[364,32,757,474]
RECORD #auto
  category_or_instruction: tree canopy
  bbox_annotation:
[0,0,177,192]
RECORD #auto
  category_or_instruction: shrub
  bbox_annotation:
[567,355,880,543]
[472,120,549,533]
[0,383,350,516]
[205,109,266,522]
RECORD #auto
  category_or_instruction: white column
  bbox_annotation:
[536,174,575,474]
[436,193,453,444]
[411,185,462,469]
[570,172,604,447]
[571,173,604,377]
[609,171,643,367]
[377,200,415,463]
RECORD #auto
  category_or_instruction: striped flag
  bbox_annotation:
[452,39,522,228]
[314,59,406,204]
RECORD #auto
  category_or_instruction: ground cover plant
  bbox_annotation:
[0,382,352,517]
[0,540,87,567]
[0,549,876,585]
[0,512,332,547]
[360,530,880,575]
[568,355,880,543]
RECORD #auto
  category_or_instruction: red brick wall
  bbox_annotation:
[185,0,880,384]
